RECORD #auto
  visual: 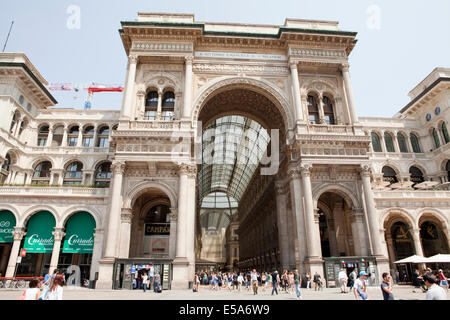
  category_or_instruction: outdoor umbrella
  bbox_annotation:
[423,254,450,263]
[394,255,429,264]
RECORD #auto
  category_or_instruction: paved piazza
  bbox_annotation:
[0,285,446,300]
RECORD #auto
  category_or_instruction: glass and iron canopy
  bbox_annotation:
[198,115,270,203]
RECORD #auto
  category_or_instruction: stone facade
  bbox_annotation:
[0,13,449,289]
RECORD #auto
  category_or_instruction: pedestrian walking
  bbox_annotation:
[251,269,259,295]
[353,271,368,300]
[423,272,446,300]
[154,272,161,293]
[294,270,302,300]
[19,279,40,300]
[305,272,311,289]
[261,273,267,292]
[142,272,148,292]
[266,273,271,290]
[380,272,394,300]
[237,273,243,292]
[288,272,295,294]
[338,269,348,293]
[148,264,155,290]
[313,272,321,291]
[48,275,64,300]
[438,269,449,292]
[349,269,357,290]
[194,273,200,292]
[271,270,279,295]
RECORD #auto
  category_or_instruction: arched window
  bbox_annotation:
[432,128,441,149]
[52,125,64,146]
[145,91,158,120]
[410,133,421,153]
[63,161,83,185]
[82,125,94,147]
[67,125,79,147]
[420,221,449,257]
[371,132,382,152]
[391,222,414,260]
[145,204,170,224]
[307,95,320,124]
[94,162,112,187]
[32,161,52,185]
[18,118,27,136]
[322,96,335,125]
[18,95,24,105]
[409,166,424,185]
[9,112,19,133]
[384,132,395,152]
[397,133,408,153]
[37,125,49,146]
[441,122,450,144]
[1,153,11,183]
[96,126,110,147]
[382,166,398,183]
[162,91,175,121]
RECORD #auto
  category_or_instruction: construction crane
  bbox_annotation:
[47,82,124,110]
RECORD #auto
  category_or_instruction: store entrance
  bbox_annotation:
[113,258,172,290]
[323,257,379,288]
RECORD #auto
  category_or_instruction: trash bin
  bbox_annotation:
[188,281,193,289]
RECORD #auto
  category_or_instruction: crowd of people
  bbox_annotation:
[132,264,162,293]
[192,267,449,300]
[18,269,65,300]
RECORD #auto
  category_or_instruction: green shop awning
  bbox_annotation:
[0,210,16,243]
[23,211,55,253]
[63,212,96,253]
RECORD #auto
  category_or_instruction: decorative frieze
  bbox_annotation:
[193,63,289,75]
[289,47,347,59]
[132,42,193,52]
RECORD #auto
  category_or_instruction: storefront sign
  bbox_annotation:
[63,212,96,253]
[23,211,55,253]
[150,237,169,254]
[145,223,170,236]
[0,210,16,243]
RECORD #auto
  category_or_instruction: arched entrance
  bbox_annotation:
[0,210,16,277]
[194,81,292,274]
[419,215,449,257]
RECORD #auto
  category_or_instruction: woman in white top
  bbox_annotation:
[237,273,244,292]
[48,275,64,300]
[142,273,148,292]
[23,279,40,300]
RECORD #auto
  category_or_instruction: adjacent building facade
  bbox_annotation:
[0,13,449,290]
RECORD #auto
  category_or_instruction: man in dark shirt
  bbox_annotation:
[271,270,279,295]
[313,272,321,291]
[380,272,394,300]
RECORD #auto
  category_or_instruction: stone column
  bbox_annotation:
[136,90,146,120]
[406,132,414,153]
[360,165,384,256]
[350,209,369,256]
[275,181,289,269]
[186,168,197,278]
[182,56,193,119]
[90,228,103,281]
[340,63,359,124]
[410,227,424,256]
[172,163,196,289]
[118,208,133,258]
[327,218,339,257]
[61,125,68,147]
[313,209,323,256]
[76,123,83,147]
[287,166,307,273]
[318,95,326,124]
[289,61,304,123]
[385,233,397,270]
[103,161,125,259]
[156,88,163,120]
[300,164,323,277]
[5,227,26,277]
[392,131,401,153]
[286,209,297,269]
[46,127,54,147]
[49,228,65,272]
[169,208,178,260]
[121,54,138,119]
[92,123,99,148]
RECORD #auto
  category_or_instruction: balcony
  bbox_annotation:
[0,185,110,198]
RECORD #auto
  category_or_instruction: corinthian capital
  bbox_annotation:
[52,228,66,241]
[111,161,126,175]
[129,54,138,64]
[121,208,133,224]
[185,56,194,65]
[359,164,372,177]
[300,163,312,176]
[287,166,301,180]
[340,62,350,72]
[178,163,197,178]
[12,227,26,241]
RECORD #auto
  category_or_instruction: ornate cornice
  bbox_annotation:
[132,41,193,52]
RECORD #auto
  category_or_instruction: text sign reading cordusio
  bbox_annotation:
[0,211,16,243]
[23,211,55,253]
[145,223,170,236]
[63,212,96,253]
[195,51,287,61]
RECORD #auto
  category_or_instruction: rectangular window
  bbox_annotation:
[97,138,109,148]
[68,137,78,146]
[82,137,93,147]
[38,138,47,146]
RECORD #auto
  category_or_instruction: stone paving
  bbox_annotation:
[0,285,448,300]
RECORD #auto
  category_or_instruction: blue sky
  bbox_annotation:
[1,0,449,117]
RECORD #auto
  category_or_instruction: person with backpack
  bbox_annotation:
[353,271,369,300]
[313,272,321,291]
